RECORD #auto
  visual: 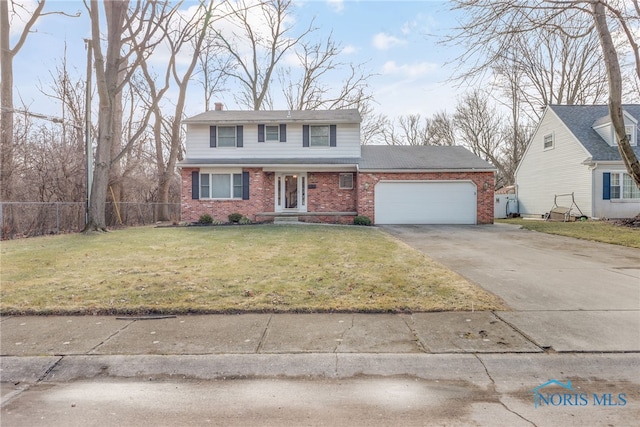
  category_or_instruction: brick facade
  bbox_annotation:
[181,168,494,224]
[356,171,495,224]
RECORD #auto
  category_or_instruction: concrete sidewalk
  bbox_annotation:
[1,310,638,384]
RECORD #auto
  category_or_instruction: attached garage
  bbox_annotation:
[375,181,477,224]
[358,146,496,225]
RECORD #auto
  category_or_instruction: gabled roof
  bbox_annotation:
[183,109,362,124]
[359,145,496,171]
[549,104,640,161]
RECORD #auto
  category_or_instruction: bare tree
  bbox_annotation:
[137,1,217,221]
[196,31,232,111]
[1,0,78,203]
[84,0,167,231]
[454,90,507,186]
[424,111,456,146]
[450,0,640,191]
[214,0,314,110]
[279,35,374,111]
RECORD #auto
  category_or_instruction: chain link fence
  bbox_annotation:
[0,202,181,240]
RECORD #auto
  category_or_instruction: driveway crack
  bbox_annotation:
[474,354,537,427]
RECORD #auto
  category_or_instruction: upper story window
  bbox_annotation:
[210,125,243,148]
[303,124,337,148]
[258,124,286,142]
[625,125,637,146]
[310,125,330,147]
[543,133,554,150]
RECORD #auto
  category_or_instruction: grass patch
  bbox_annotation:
[0,225,504,315]
[498,218,640,249]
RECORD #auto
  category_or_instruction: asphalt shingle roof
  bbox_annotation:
[358,145,496,171]
[183,109,361,124]
[549,104,640,161]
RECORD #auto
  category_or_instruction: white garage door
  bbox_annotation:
[375,181,477,224]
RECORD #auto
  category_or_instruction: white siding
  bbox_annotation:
[185,122,361,159]
[515,109,593,217]
[593,165,640,218]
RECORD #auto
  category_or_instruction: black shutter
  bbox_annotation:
[242,171,250,200]
[303,125,310,147]
[279,124,287,142]
[603,172,611,200]
[191,171,199,199]
[330,125,337,147]
[236,126,243,147]
[209,126,216,147]
[258,124,265,142]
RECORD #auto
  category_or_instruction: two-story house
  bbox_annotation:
[179,106,496,225]
[516,104,640,219]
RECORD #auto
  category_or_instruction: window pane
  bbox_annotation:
[266,125,279,141]
[310,125,329,147]
[623,174,640,199]
[340,173,353,189]
[218,126,236,147]
[200,174,210,198]
[233,173,242,198]
[211,174,231,198]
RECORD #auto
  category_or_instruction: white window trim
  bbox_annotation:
[339,173,354,189]
[199,170,243,200]
[543,133,554,151]
[217,125,237,148]
[609,171,640,200]
[265,125,280,142]
[309,125,330,148]
[625,125,637,146]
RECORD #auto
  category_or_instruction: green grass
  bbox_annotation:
[0,225,505,315]
[498,218,640,248]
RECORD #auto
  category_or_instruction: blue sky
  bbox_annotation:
[10,0,467,120]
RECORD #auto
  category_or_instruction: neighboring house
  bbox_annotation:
[179,106,495,225]
[516,104,640,219]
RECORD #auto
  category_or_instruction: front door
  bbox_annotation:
[275,173,307,212]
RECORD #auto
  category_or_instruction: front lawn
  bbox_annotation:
[0,225,505,315]
[498,218,640,248]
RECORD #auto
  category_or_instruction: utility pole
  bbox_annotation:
[84,38,93,224]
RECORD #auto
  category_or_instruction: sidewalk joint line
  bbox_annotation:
[402,314,430,353]
[87,319,136,354]
[256,314,272,353]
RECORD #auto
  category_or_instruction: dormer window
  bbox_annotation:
[625,125,637,145]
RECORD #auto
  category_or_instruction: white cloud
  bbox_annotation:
[381,61,438,78]
[372,32,407,51]
[326,0,344,13]
[341,44,357,55]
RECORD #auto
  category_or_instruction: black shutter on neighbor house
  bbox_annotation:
[279,124,287,142]
[603,172,611,200]
[209,126,216,147]
[329,125,337,147]
[258,124,265,142]
[303,125,310,147]
[236,126,243,147]
[242,171,250,200]
[191,171,199,199]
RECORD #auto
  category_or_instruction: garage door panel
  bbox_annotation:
[375,181,476,225]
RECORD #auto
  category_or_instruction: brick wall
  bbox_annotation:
[307,172,357,212]
[180,168,272,223]
[356,172,495,224]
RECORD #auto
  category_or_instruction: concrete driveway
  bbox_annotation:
[383,223,640,352]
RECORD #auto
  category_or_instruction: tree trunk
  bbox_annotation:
[592,0,640,189]
[0,0,14,204]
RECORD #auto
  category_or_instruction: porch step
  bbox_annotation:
[273,216,300,224]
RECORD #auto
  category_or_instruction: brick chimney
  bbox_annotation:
[214,102,224,111]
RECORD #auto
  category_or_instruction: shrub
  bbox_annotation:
[198,213,213,224]
[353,215,372,226]
[228,212,243,223]
[239,216,252,225]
